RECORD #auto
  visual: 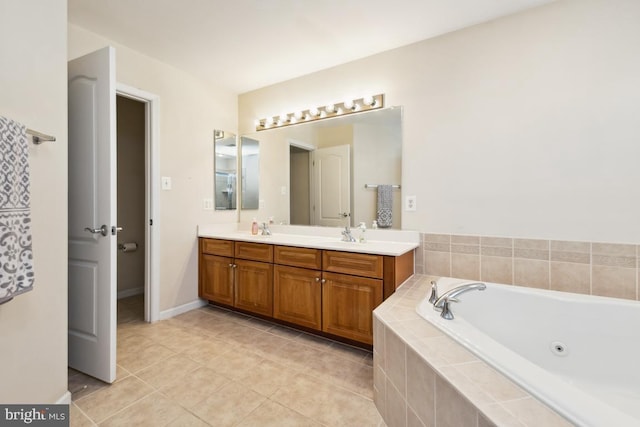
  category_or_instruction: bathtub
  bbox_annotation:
[416,278,640,427]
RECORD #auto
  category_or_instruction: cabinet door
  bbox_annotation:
[322,271,383,344]
[200,254,234,306]
[274,265,322,330]
[234,259,273,316]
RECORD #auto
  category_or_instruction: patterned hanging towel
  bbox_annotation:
[376,185,393,228]
[0,116,35,304]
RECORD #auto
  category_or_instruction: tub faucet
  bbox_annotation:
[433,282,486,319]
[428,280,438,304]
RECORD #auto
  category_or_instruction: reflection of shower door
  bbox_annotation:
[312,145,350,227]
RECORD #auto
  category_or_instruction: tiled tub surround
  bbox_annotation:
[416,234,640,301]
[373,275,574,427]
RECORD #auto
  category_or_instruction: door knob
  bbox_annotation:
[112,226,123,235]
[84,225,109,237]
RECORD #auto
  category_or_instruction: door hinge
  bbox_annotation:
[150,219,153,226]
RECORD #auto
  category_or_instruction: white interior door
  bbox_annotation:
[68,47,117,383]
[312,144,351,227]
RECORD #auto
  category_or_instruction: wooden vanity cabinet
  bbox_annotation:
[199,239,234,305]
[234,259,273,317]
[199,238,274,316]
[321,250,384,344]
[273,246,323,330]
[199,237,414,346]
[322,272,382,344]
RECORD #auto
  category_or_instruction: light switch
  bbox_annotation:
[203,198,213,210]
[161,176,172,190]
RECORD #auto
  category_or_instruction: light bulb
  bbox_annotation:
[254,119,261,127]
[344,99,354,110]
[309,107,319,117]
[325,104,335,113]
[363,95,375,106]
[265,116,274,125]
[280,113,289,124]
[294,111,303,120]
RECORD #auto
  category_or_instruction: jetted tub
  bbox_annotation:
[416,278,640,427]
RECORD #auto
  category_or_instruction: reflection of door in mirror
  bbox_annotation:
[240,137,259,210]
[312,145,350,227]
[214,130,237,210]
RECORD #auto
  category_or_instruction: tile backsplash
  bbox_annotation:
[416,233,639,301]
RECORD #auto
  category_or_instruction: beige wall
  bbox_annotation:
[116,96,145,295]
[0,0,68,403]
[239,0,640,244]
[68,25,238,312]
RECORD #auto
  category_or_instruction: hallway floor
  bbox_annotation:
[69,296,384,426]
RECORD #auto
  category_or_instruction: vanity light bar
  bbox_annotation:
[255,94,384,131]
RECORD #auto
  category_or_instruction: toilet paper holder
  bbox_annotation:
[118,242,138,253]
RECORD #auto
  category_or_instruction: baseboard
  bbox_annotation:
[56,390,71,405]
[158,299,207,320]
[117,287,144,300]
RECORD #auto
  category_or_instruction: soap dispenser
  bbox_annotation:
[358,222,367,243]
[251,218,259,235]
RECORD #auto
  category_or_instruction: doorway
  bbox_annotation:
[116,84,160,324]
[115,95,146,321]
[289,145,312,225]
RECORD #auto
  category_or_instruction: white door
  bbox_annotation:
[312,144,351,227]
[68,47,117,383]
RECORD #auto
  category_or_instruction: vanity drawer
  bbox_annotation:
[274,246,322,270]
[200,238,234,257]
[323,250,384,279]
[234,241,274,262]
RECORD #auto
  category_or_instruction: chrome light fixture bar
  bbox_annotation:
[255,94,384,131]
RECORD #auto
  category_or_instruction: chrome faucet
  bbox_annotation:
[340,212,357,242]
[260,222,271,236]
[428,280,439,304]
[433,282,486,320]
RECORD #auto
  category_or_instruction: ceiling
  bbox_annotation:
[68,0,553,94]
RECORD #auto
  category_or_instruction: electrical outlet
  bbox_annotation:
[405,195,417,211]
[203,198,213,210]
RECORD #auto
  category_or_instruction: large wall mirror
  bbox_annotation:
[239,106,403,228]
[214,130,237,210]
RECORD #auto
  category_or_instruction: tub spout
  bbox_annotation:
[434,282,486,315]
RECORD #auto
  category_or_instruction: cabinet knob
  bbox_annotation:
[321,279,326,284]
[315,277,320,282]
[228,263,233,267]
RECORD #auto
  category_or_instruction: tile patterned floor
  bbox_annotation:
[69,295,385,426]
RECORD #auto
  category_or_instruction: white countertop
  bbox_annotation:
[197,223,419,256]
